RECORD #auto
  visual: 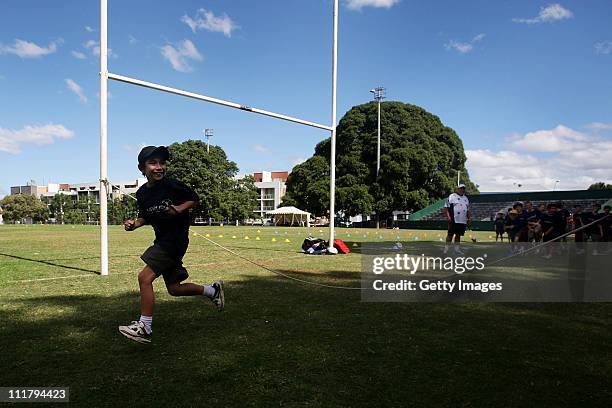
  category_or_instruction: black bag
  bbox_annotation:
[302,237,326,252]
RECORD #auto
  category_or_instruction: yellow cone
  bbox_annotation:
[244,236,250,240]
[205,233,210,237]
[272,237,277,242]
[256,236,261,240]
[232,235,237,239]
[284,238,290,243]
[218,234,223,238]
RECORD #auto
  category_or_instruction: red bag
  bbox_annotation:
[333,239,350,254]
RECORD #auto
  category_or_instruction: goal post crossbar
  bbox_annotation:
[107,73,333,131]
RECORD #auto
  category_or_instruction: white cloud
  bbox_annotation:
[252,144,271,154]
[85,26,94,33]
[445,33,485,54]
[0,124,74,155]
[506,125,588,152]
[513,3,573,24]
[65,79,87,103]
[84,40,116,58]
[344,0,400,11]
[161,39,203,73]
[181,9,239,38]
[128,35,138,45]
[586,122,612,132]
[71,50,87,60]
[466,125,612,191]
[594,41,612,55]
[0,39,61,58]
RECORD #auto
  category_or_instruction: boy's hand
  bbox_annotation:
[167,204,181,215]
[124,219,136,231]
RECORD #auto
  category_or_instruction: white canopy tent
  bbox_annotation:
[267,206,311,227]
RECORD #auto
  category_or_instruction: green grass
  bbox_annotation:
[0,225,611,407]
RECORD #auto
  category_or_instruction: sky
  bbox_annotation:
[1,0,611,198]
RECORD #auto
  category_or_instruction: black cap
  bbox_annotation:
[138,146,169,166]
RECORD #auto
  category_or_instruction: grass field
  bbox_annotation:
[1,224,611,407]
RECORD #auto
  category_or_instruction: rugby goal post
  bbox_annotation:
[99,0,339,275]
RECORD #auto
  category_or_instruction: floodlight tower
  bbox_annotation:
[370,86,386,178]
[204,128,213,153]
[553,180,560,191]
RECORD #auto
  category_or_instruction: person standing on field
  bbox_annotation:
[444,184,471,254]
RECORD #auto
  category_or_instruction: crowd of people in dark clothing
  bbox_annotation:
[494,201,611,256]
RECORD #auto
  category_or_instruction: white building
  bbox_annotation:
[253,171,288,219]
[15,178,147,203]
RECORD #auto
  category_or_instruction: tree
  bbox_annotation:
[0,194,48,223]
[166,140,258,222]
[284,101,478,218]
[588,182,612,190]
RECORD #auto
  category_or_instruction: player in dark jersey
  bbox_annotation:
[494,212,505,242]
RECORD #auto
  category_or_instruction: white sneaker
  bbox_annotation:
[118,321,152,344]
[211,281,225,312]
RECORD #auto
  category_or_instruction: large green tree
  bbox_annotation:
[283,101,478,218]
[0,194,48,223]
[588,182,612,190]
[166,140,258,221]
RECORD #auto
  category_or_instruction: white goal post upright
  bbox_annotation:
[99,0,109,276]
[99,1,339,276]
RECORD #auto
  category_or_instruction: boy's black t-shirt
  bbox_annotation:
[136,177,199,259]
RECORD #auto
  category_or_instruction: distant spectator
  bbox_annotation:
[524,201,542,242]
[540,203,559,259]
[504,209,522,243]
[572,204,585,243]
[444,184,471,254]
[494,212,505,242]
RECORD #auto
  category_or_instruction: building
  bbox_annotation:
[253,171,288,219]
[11,179,147,203]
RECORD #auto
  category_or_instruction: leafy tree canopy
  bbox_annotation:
[166,140,258,221]
[0,194,48,222]
[283,101,478,217]
[588,182,612,190]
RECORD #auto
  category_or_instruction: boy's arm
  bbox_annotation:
[124,217,146,231]
[169,200,197,215]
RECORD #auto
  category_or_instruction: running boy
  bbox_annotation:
[119,146,224,344]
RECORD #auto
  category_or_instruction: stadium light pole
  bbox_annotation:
[553,180,560,191]
[370,87,385,177]
[370,87,385,229]
[204,128,213,153]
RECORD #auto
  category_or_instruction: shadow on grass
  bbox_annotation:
[1,274,611,407]
[0,252,100,275]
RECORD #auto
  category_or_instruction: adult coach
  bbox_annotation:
[444,184,471,254]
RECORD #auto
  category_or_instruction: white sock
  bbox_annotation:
[139,315,153,334]
[203,285,215,298]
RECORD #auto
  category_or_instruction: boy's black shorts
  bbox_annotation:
[448,222,466,236]
[141,244,189,284]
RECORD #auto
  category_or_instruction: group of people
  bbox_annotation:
[442,184,611,256]
[494,200,611,249]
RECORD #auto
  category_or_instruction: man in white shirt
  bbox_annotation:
[444,184,471,254]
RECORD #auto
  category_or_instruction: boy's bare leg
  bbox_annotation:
[166,281,204,296]
[139,266,157,316]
